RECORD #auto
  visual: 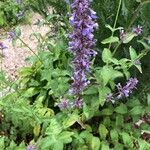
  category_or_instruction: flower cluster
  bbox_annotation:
[107,78,138,103]
[132,25,143,35]
[69,0,98,101]
[57,98,83,110]
[26,144,37,150]
[119,25,143,42]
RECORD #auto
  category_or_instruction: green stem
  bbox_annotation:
[127,0,150,30]
[109,0,122,49]
[18,37,43,64]
[112,42,121,56]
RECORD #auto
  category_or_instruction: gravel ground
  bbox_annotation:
[0,13,50,80]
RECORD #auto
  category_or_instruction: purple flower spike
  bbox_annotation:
[117,78,138,99]
[132,25,143,36]
[69,0,98,98]
[26,144,37,150]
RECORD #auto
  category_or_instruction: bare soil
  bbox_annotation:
[0,13,50,80]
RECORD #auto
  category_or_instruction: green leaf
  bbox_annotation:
[138,139,150,150]
[53,141,63,150]
[129,46,142,73]
[110,129,119,142]
[90,137,100,150]
[120,132,133,147]
[0,137,5,150]
[102,48,112,63]
[58,131,74,144]
[99,124,108,140]
[147,94,150,106]
[114,143,123,150]
[84,85,98,95]
[101,141,109,150]
[105,24,123,32]
[23,87,39,98]
[98,86,111,106]
[45,118,62,135]
[101,108,113,116]
[129,46,138,60]
[122,32,136,43]
[129,106,143,115]
[115,103,128,114]
[101,36,119,44]
[116,115,124,127]
[63,113,79,128]
[19,67,33,77]
[138,40,150,49]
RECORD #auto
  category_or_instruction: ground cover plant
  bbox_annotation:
[0,0,150,150]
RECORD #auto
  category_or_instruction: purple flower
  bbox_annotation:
[117,78,138,99]
[134,60,141,65]
[73,98,83,108]
[0,42,8,50]
[16,11,24,20]
[16,0,22,4]
[106,93,115,103]
[57,98,70,110]
[132,25,143,36]
[69,0,98,97]
[26,144,37,150]
[7,31,16,40]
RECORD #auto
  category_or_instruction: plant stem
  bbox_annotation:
[112,42,121,56]
[18,37,43,64]
[127,0,150,30]
[109,0,122,49]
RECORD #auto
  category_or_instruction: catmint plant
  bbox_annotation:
[68,0,98,102]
